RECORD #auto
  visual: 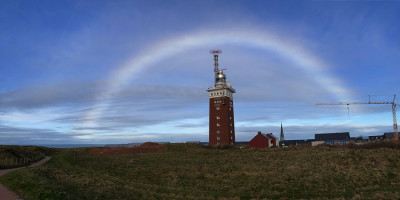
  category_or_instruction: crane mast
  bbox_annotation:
[392,95,398,140]
[317,95,398,141]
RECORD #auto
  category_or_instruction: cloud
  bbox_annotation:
[2,0,398,145]
[72,126,121,131]
[0,81,106,110]
[0,124,76,144]
[0,44,395,145]
[175,122,208,128]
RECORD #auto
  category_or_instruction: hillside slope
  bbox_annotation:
[0,143,400,199]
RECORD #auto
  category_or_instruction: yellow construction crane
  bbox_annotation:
[316,95,398,141]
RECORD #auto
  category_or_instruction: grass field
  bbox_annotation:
[1,142,400,199]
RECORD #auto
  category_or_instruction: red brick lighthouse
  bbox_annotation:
[207,50,236,146]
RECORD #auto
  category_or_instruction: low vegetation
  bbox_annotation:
[0,145,55,169]
[1,142,400,199]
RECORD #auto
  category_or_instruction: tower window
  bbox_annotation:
[216,107,220,110]
[216,116,220,119]
[217,123,220,126]
[217,130,220,134]
[217,136,220,141]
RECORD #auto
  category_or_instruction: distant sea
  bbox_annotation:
[26,142,178,148]
[39,144,108,148]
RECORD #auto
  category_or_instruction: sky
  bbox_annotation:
[1,0,400,145]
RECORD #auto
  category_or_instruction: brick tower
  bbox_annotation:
[207,50,236,146]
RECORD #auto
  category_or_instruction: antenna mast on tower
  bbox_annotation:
[210,49,222,86]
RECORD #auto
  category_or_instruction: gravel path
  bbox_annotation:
[0,156,51,200]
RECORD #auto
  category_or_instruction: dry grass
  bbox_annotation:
[89,142,164,155]
[1,142,400,199]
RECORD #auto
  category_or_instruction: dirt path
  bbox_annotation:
[0,156,51,200]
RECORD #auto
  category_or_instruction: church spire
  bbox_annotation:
[280,122,285,141]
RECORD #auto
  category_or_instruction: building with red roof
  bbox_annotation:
[248,131,279,148]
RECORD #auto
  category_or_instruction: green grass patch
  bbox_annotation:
[1,143,400,199]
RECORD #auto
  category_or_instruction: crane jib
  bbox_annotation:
[316,95,398,141]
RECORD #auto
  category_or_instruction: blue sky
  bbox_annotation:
[1,0,400,145]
